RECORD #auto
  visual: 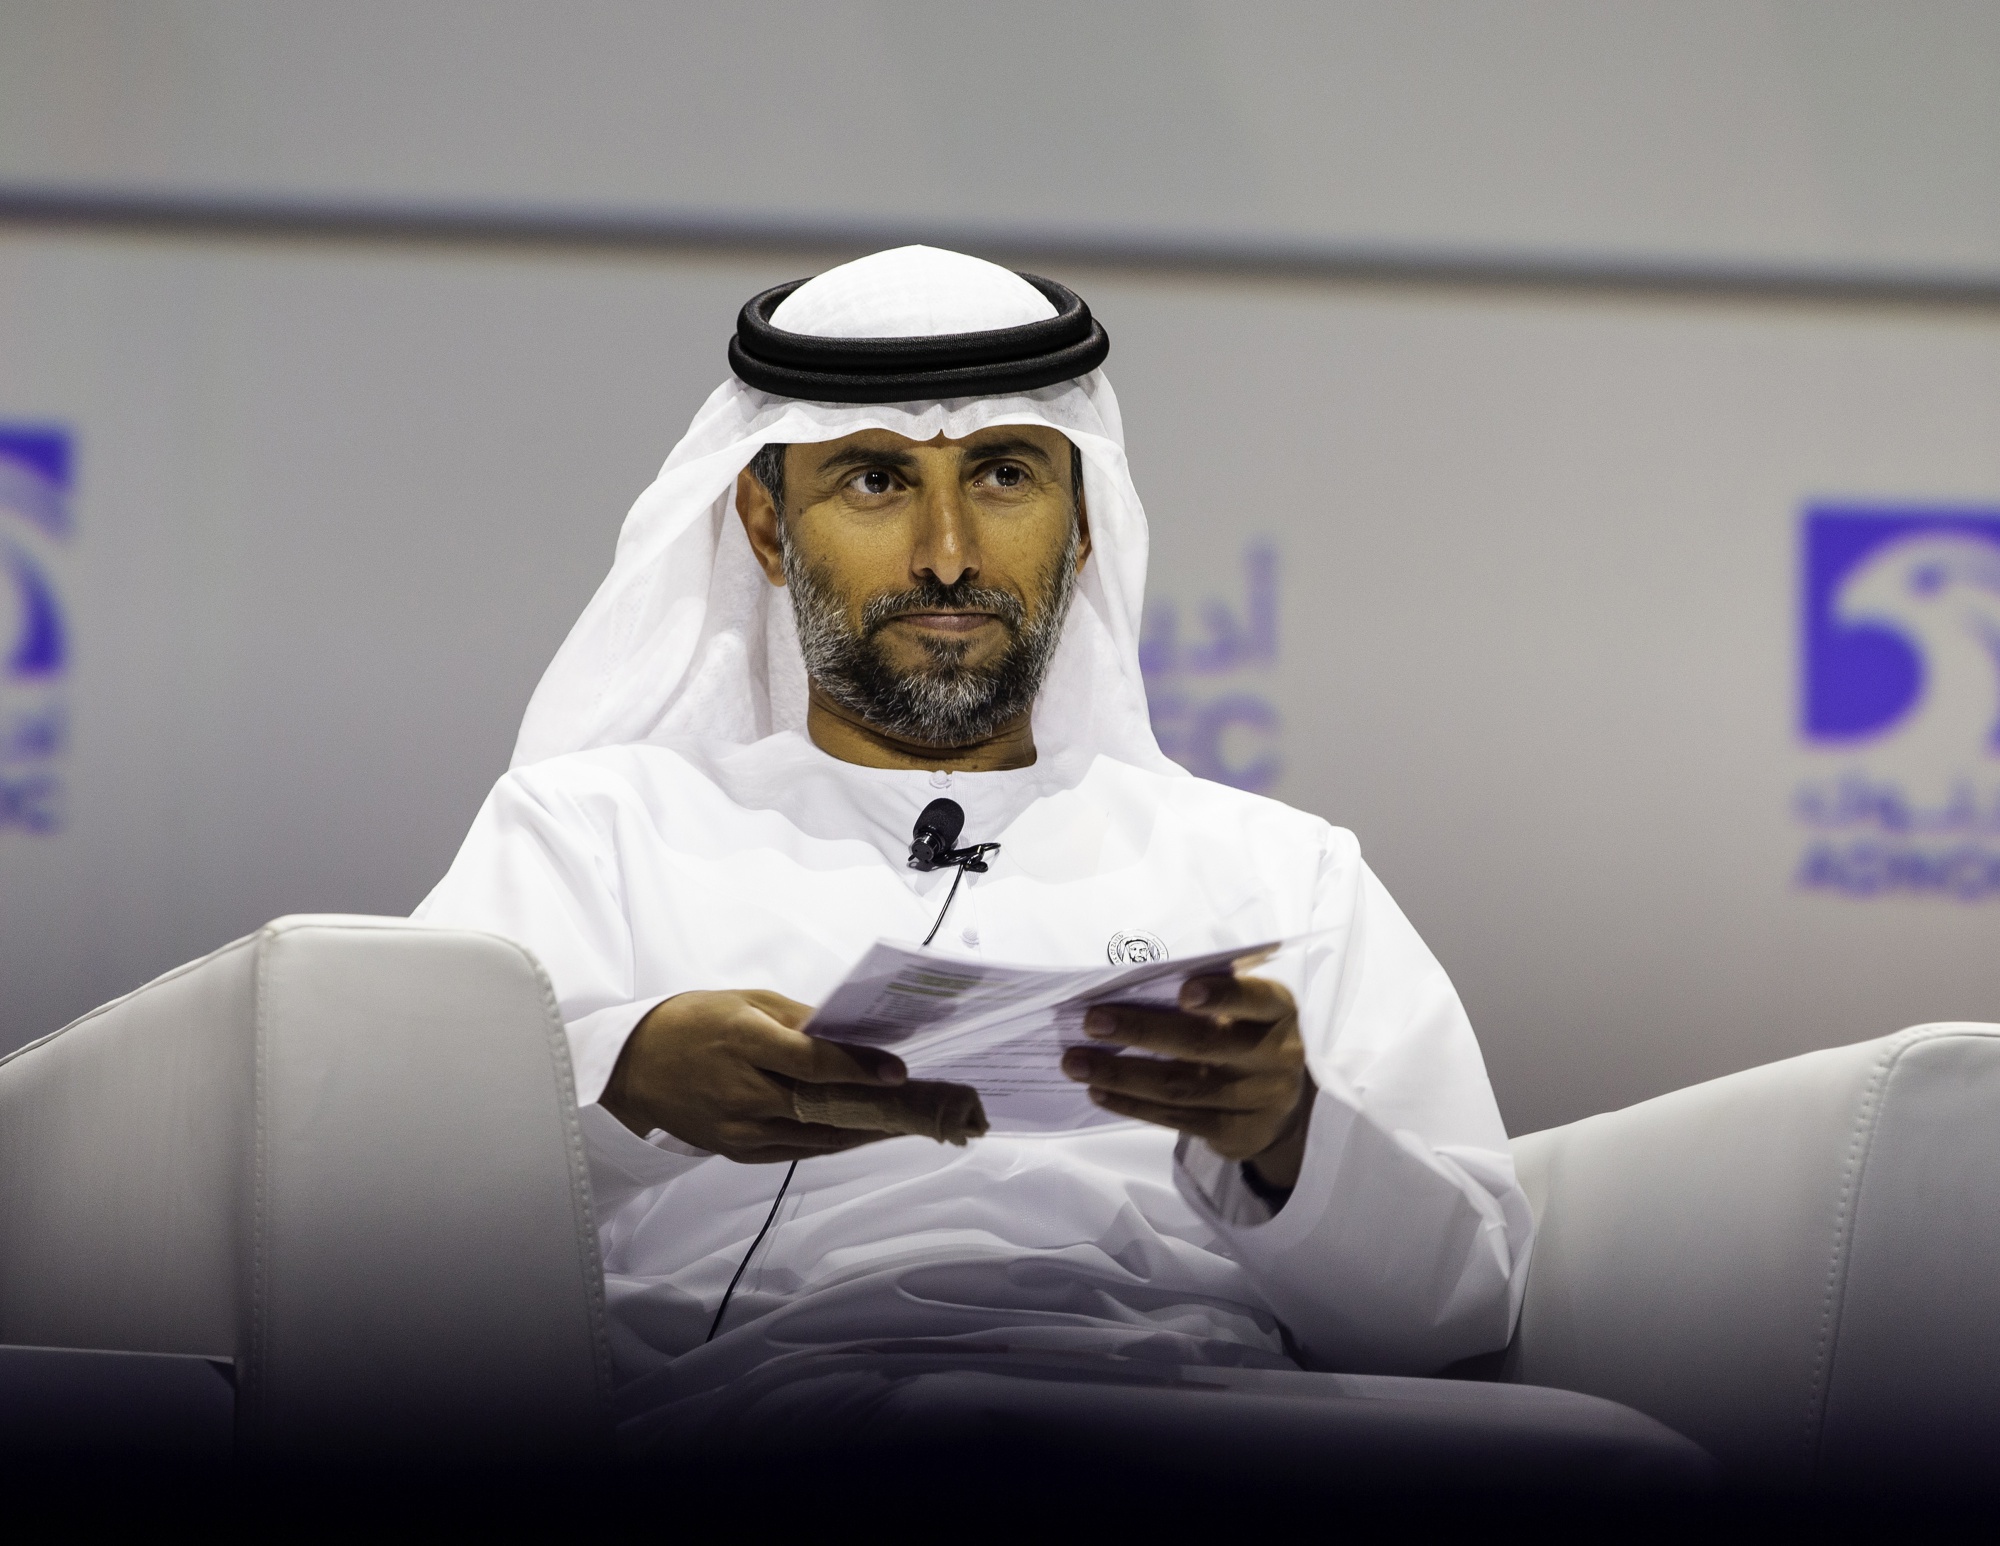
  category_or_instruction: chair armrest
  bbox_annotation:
[0,931,255,1358]
[0,915,612,1459]
[1508,1023,2000,1490]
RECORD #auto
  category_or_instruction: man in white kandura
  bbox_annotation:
[418,246,1558,1462]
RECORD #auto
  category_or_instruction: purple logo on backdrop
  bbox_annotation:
[0,426,72,835]
[1141,541,1281,792]
[1794,506,2000,900]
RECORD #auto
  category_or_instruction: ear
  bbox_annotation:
[736,467,787,586]
[1073,478,1093,574]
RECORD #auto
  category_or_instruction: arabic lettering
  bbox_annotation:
[1141,541,1282,793]
[1793,773,2000,836]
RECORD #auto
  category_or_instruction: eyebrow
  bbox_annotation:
[812,444,919,477]
[808,435,1058,480]
[958,435,1058,469]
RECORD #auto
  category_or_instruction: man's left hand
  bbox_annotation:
[1062,974,1314,1192]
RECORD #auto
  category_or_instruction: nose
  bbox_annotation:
[911,475,979,590]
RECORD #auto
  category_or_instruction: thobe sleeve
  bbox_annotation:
[412,766,709,1197]
[1171,842,1533,1375]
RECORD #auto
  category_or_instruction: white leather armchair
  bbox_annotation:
[0,916,611,1460]
[3,915,1993,1488]
[1508,1021,2000,1492]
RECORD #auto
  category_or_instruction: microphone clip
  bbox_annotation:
[910,840,1000,875]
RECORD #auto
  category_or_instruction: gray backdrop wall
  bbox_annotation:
[4,2,1998,1135]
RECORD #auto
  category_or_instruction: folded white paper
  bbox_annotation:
[806,938,1286,1131]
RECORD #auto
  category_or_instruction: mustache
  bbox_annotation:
[859,577,1026,636]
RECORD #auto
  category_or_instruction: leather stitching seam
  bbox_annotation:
[244,925,275,1453]
[1802,1026,1923,1480]
[514,944,618,1423]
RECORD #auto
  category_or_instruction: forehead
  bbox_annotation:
[793,424,1071,463]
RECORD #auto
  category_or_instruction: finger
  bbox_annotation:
[1062,1048,1272,1112]
[739,1011,908,1086]
[714,1114,888,1160]
[1084,1088,1286,1159]
[1177,973,1295,1023]
[1081,1004,1268,1064]
[1085,1087,1230,1138]
[767,1118,882,1150]
[779,1076,988,1144]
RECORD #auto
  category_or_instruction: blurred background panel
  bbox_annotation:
[7,0,2000,273]
[2,1,1997,1133]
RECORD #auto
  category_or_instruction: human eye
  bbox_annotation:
[846,467,898,497]
[980,461,1032,490]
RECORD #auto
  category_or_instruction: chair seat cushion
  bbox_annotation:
[625,1345,1714,1495]
[0,1344,233,1460]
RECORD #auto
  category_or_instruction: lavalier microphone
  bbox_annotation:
[909,797,999,949]
[909,797,999,874]
[910,797,964,869]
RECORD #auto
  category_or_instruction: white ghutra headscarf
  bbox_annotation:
[510,245,1177,778]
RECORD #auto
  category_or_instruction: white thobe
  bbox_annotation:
[416,732,1532,1437]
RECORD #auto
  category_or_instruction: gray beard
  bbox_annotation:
[781,525,1080,748]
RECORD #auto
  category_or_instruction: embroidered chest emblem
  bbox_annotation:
[1106,930,1169,965]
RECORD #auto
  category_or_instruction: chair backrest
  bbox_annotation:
[0,915,612,1459]
[1509,1023,2000,1490]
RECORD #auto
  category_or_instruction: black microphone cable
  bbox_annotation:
[706,1158,795,1343]
[706,800,997,1344]
[919,865,968,948]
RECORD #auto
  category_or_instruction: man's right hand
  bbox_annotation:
[600,989,923,1163]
